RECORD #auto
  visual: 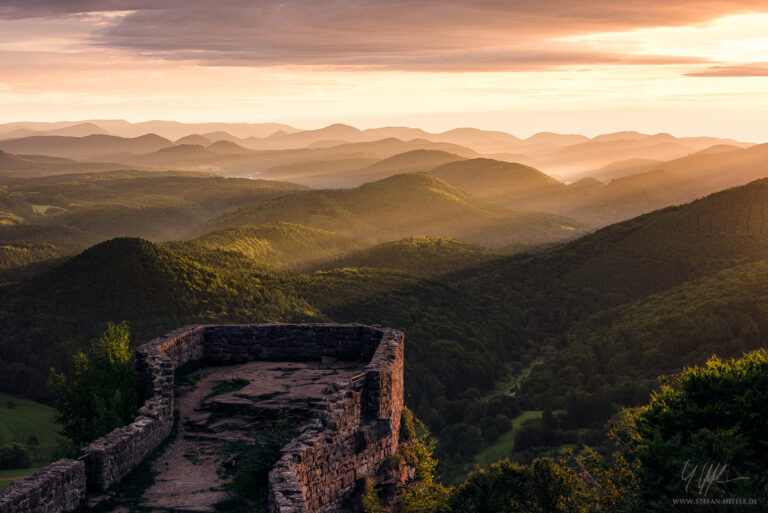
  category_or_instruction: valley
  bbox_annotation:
[2,120,768,511]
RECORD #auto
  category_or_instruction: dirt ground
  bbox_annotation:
[135,359,365,512]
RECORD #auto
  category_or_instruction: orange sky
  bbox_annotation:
[0,1,767,140]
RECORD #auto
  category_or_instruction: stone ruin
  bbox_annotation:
[0,323,405,513]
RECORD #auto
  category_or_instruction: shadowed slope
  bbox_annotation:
[0,237,319,398]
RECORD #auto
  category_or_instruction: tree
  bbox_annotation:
[0,443,31,470]
[449,458,587,513]
[397,409,452,513]
[48,322,139,447]
[616,349,768,512]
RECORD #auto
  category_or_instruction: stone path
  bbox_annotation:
[138,360,365,512]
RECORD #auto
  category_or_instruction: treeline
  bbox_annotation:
[394,350,768,512]
[518,260,768,454]
[6,178,768,481]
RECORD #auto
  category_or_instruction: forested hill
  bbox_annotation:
[0,238,321,398]
[0,170,308,261]
[522,260,768,433]
[325,236,498,277]
[4,177,768,481]
[196,173,586,250]
[428,178,768,459]
[172,223,367,271]
[454,178,768,336]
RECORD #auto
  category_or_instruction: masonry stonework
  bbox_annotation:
[0,323,404,513]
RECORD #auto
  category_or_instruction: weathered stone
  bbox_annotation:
[0,460,85,513]
[0,323,404,513]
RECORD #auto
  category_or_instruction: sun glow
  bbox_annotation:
[560,13,768,65]
[0,9,767,140]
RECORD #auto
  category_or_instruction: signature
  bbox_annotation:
[681,460,750,497]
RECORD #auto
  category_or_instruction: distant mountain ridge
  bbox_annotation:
[0,149,129,177]
[0,121,753,181]
[0,134,172,160]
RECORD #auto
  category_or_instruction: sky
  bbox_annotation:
[1,1,767,140]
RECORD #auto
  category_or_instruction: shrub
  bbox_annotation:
[48,322,139,446]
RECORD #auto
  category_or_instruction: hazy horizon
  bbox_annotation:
[1,2,767,140]
[0,119,763,144]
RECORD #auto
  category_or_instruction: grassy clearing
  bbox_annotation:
[0,392,58,452]
[31,205,61,214]
[0,467,43,491]
[472,410,543,468]
[0,393,59,490]
[493,359,543,395]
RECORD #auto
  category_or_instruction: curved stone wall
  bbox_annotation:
[269,329,404,513]
[0,323,404,513]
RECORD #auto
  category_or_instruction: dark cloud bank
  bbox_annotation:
[1,1,764,71]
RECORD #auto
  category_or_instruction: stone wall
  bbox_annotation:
[0,323,404,513]
[269,328,405,513]
[0,460,86,513]
[79,325,202,490]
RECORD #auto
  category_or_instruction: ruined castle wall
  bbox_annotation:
[202,324,381,362]
[0,460,86,513]
[1,323,404,513]
[269,329,405,513]
[79,326,205,490]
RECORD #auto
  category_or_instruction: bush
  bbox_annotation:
[617,350,768,511]
[450,458,586,513]
[48,322,139,446]
[0,443,31,470]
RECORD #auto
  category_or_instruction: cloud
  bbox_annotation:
[0,2,174,19]
[0,1,764,71]
[686,63,768,77]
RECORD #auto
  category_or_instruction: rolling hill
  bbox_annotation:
[36,123,111,138]
[174,134,212,146]
[78,120,299,140]
[7,133,481,178]
[0,150,129,177]
[206,140,253,155]
[0,237,320,398]
[268,149,466,188]
[0,134,173,160]
[645,141,768,190]
[0,242,71,270]
[421,156,737,228]
[324,236,499,277]
[0,170,307,250]
[539,142,768,225]
[429,158,564,206]
[586,158,662,181]
[126,144,221,167]
[195,173,586,250]
[457,177,768,339]
[176,223,368,270]
[258,155,381,184]
[242,123,364,150]
[557,168,710,227]
[522,258,768,429]
[5,173,768,479]
[531,133,753,179]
